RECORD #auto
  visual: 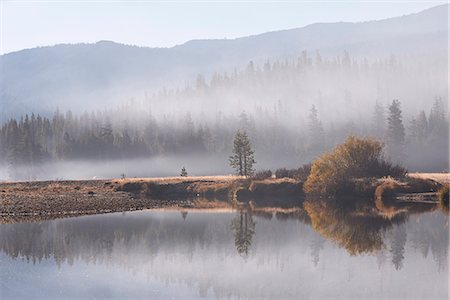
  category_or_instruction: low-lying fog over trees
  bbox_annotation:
[0,5,448,181]
[0,56,447,180]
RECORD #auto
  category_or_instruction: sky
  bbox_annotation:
[0,0,446,54]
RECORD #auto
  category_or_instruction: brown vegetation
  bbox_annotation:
[304,136,406,196]
[1,172,446,223]
[374,177,440,218]
[408,173,449,185]
[304,199,407,255]
[438,184,449,213]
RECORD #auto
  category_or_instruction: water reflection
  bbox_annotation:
[230,211,255,257]
[304,200,407,256]
[0,204,448,299]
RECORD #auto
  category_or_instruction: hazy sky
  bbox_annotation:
[0,0,445,54]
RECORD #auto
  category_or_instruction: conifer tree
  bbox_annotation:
[308,105,325,152]
[372,101,385,138]
[386,99,405,162]
[229,131,255,177]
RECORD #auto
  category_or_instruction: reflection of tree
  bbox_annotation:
[409,212,449,271]
[389,224,407,270]
[310,236,325,267]
[230,211,255,257]
[304,200,407,256]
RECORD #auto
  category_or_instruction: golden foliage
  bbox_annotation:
[304,136,402,196]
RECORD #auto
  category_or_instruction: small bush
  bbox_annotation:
[253,169,272,180]
[275,164,311,180]
[368,160,406,178]
[438,184,449,213]
[275,168,289,178]
[295,164,312,181]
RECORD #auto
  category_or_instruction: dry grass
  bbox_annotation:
[112,175,240,184]
[408,173,449,185]
[193,198,232,209]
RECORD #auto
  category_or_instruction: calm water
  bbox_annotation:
[0,208,448,299]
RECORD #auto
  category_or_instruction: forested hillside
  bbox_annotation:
[1,53,447,180]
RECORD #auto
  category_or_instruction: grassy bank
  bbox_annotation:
[0,176,305,223]
[1,173,447,223]
[115,176,305,207]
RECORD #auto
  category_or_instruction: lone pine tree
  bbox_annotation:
[229,131,256,177]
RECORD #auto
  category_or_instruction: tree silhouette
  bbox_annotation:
[386,99,405,162]
[229,131,256,177]
[390,224,407,270]
[372,101,385,138]
[308,105,325,153]
[180,166,188,177]
[230,211,255,258]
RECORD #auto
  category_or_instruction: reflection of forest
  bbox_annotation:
[0,207,448,299]
[304,199,448,270]
[0,206,447,271]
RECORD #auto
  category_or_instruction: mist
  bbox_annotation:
[0,5,448,181]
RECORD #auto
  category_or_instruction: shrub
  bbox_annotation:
[180,167,188,177]
[295,164,312,181]
[275,164,311,181]
[253,169,272,180]
[275,168,290,179]
[368,160,406,178]
[438,184,449,213]
[304,136,406,196]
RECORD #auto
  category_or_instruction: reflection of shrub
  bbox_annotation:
[253,169,272,180]
[304,136,406,196]
[438,184,449,213]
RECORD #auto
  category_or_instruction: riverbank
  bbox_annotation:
[0,173,447,223]
[0,179,193,223]
[0,176,297,223]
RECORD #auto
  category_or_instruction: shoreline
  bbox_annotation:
[1,173,447,224]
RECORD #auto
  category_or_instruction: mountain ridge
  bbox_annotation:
[0,4,447,120]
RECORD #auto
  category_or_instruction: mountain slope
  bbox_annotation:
[0,4,447,120]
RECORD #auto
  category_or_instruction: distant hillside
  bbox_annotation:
[0,4,447,120]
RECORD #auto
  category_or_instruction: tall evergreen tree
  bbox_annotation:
[409,110,428,145]
[372,101,385,138]
[386,99,405,162]
[229,131,256,177]
[308,105,325,153]
[429,97,447,140]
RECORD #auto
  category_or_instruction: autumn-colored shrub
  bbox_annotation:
[304,136,405,196]
[438,184,449,213]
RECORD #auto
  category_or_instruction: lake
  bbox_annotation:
[0,208,448,299]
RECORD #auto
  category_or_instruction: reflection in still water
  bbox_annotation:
[0,206,448,299]
[231,211,255,257]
